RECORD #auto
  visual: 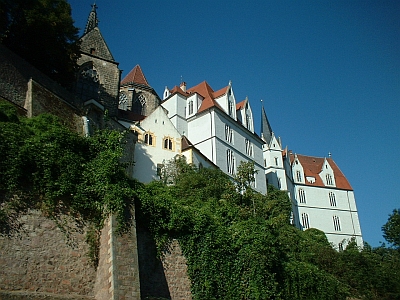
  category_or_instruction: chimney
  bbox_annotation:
[180,82,187,92]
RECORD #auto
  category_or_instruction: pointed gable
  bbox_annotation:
[80,4,115,61]
[292,154,353,190]
[121,65,149,86]
[80,28,115,61]
[186,81,224,113]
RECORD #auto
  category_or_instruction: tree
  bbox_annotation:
[0,0,80,88]
[382,208,400,249]
[137,158,348,300]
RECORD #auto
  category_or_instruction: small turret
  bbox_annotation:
[261,105,273,144]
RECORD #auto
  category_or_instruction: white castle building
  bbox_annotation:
[261,106,363,248]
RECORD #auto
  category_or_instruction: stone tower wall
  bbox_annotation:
[78,54,120,118]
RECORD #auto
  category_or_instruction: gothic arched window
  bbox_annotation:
[76,63,100,101]
[132,94,146,115]
[119,92,128,110]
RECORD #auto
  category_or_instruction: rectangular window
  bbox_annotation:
[188,100,193,115]
[274,157,279,166]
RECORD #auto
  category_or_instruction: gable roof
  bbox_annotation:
[236,99,246,110]
[289,153,353,190]
[169,85,190,97]
[121,65,149,86]
[186,81,226,113]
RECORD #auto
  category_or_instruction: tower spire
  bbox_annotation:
[84,2,99,35]
[260,103,273,143]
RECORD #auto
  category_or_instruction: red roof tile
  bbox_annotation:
[289,153,353,190]
[236,99,246,110]
[186,81,225,113]
[121,65,149,86]
[169,85,189,97]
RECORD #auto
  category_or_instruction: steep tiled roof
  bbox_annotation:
[327,158,353,190]
[121,65,149,86]
[169,85,189,97]
[186,81,225,113]
[213,86,229,99]
[181,135,193,151]
[236,100,246,110]
[289,153,353,190]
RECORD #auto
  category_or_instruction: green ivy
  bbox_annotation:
[0,100,138,265]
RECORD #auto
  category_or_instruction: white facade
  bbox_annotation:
[285,153,363,249]
[123,106,183,183]
[162,81,267,194]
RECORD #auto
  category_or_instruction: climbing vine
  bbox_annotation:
[0,100,137,265]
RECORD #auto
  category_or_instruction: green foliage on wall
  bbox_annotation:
[0,100,138,265]
[1,102,399,298]
[137,157,400,300]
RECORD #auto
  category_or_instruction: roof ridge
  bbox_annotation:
[121,64,149,86]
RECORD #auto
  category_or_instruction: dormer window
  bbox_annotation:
[246,114,252,130]
[326,174,333,185]
[296,170,302,182]
[228,100,234,117]
[188,100,194,115]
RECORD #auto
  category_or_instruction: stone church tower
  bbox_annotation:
[75,4,121,118]
[118,65,161,121]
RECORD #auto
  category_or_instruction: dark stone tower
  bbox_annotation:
[75,3,121,118]
[118,65,161,121]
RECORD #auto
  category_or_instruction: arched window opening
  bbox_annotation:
[299,189,306,203]
[132,94,146,115]
[76,63,100,101]
[301,213,310,229]
[333,215,341,231]
[144,132,154,145]
[163,137,173,150]
[329,192,337,206]
[326,174,333,185]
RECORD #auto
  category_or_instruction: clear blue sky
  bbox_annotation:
[68,0,400,247]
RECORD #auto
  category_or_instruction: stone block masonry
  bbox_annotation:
[0,210,96,299]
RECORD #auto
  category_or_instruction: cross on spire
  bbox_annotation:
[84,2,99,35]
